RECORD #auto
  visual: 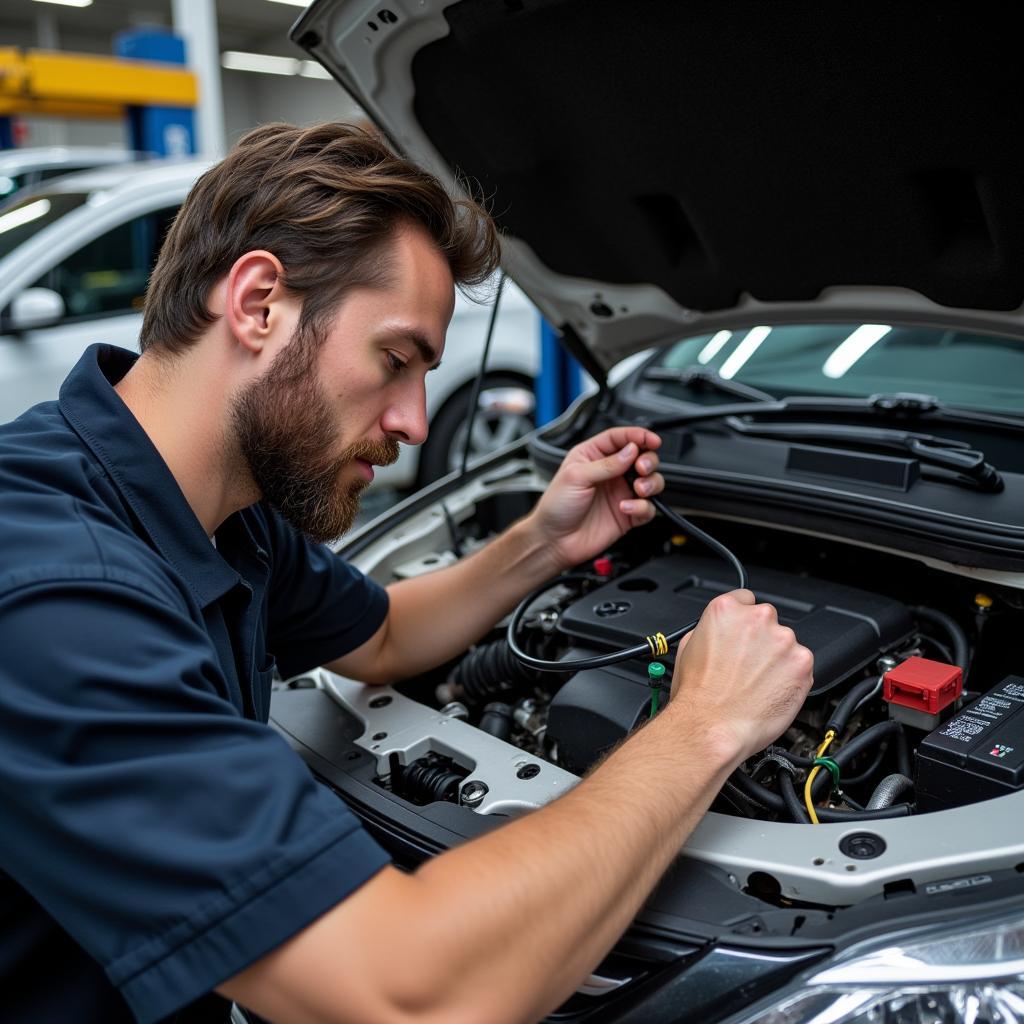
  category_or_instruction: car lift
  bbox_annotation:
[0,32,579,422]
[0,31,196,156]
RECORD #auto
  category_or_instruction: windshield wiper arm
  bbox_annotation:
[724,417,1004,492]
[646,391,1024,434]
[642,365,775,403]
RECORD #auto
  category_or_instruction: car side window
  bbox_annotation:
[31,205,178,320]
[36,166,92,183]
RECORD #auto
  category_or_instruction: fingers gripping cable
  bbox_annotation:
[506,475,748,673]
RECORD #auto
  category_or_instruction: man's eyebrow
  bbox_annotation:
[395,329,442,371]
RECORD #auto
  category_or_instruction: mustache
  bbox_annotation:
[344,437,400,468]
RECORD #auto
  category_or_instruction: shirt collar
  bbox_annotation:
[59,344,243,608]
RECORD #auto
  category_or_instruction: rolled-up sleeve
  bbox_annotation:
[0,574,391,1024]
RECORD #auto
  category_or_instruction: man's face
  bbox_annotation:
[231,224,455,542]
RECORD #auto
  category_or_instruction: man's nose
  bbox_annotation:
[381,388,429,446]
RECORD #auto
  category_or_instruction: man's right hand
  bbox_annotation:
[669,589,814,765]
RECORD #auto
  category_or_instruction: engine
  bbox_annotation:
[546,553,914,774]
[404,520,1024,826]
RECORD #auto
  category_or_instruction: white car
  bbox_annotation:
[0,146,140,205]
[0,160,539,488]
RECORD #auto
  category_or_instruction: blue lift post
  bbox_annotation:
[535,318,583,427]
[114,30,195,157]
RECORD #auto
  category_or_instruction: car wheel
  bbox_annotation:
[418,373,535,486]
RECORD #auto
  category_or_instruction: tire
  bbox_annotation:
[418,372,535,487]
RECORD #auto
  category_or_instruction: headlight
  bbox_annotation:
[730,907,1024,1024]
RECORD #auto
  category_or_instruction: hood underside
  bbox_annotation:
[294,0,1024,369]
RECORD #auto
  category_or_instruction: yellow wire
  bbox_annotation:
[804,729,836,825]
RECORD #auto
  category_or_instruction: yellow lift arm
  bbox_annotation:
[0,48,197,119]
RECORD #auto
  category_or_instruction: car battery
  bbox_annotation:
[915,675,1024,812]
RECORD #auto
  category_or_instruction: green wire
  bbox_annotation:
[813,756,841,789]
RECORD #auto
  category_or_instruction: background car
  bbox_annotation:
[0,161,540,488]
[260,2,1024,1023]
[0,145,140,205]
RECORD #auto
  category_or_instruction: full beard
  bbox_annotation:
[230,325,399,543]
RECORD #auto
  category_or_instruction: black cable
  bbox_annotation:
[815,802,911,821]
[731,763,907,822]
[777,770,810,823]
[728,766,785,812]
[441,503,464,558]
[720,780,760,818]
[921,635,954,665]
[912,605,970,674]
[810,720,902,803]
[759,734,891,781]
[827,675,882,735]
[507,494,748,673]
[842,741,890,787]
[896,724,912,779]
[459,273,506,478]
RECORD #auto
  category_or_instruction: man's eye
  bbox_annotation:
[386,352,407,374]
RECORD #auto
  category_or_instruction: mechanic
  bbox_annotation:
[0,122,813,1024]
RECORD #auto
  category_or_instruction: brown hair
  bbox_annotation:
[140,122,500,355]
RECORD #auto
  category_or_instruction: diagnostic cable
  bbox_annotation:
[507,484,748,673]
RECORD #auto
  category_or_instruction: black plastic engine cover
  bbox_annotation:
[548,555,913,773]
[546,657,654,774]
[558,555,914,697]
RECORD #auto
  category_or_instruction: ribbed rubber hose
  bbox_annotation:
[867,773,915,810]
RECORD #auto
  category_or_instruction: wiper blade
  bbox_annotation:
[647,391,1024,434]
[643,365,774,403]
[724,417,1004,492]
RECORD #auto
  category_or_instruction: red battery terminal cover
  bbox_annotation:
[883,656,963,715]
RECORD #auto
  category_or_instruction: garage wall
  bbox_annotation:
[221,71,366,147]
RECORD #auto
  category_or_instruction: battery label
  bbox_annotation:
[938,715,989,744]
[935,684,1024,746]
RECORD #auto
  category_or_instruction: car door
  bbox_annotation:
[0,203,178,421]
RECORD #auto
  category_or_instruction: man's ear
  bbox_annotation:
[224,251,291,355]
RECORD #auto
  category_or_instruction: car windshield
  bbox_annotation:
[654,323,1024,415]
[0,192,90,263]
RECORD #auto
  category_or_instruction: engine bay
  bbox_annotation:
[294,461,1024,909]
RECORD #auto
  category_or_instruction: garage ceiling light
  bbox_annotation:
[221,51,331,79]
[265,0,310,6]
[697,330,733,365]
[822,324,893,379]
[720,326,771,379]
[299,61,331,79]
[0,199,51,237]
[32,0,93,7]
[222,51,297,76]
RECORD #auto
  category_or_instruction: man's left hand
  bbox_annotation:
[528,426,665,571]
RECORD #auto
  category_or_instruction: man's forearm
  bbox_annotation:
[222,591,814,1024]
[219,701,741,1024]
[373,513,563,683]
[402,704,740,1022]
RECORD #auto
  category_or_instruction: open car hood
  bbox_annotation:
[293,1,1024,372]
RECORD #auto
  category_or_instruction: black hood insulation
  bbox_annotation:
[411,1,1024,314]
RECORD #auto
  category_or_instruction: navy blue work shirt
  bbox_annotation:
[0,345,392,1023]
